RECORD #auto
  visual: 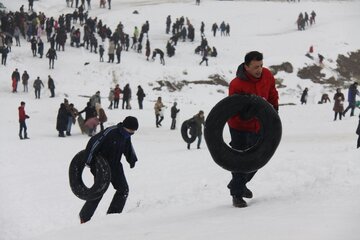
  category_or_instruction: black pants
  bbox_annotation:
[50,88,55,97]
[35,88,41,99]
[334,112,342,121]
[79,162,129,222]
[343,103,356,116]
[227,128,260,197]
[156,114,164,127]
[170,118,176,129]
[19,121,27,138]
[114,99,119,109]
[138,99,143,109]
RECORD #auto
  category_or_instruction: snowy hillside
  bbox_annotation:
[0,0,359,240]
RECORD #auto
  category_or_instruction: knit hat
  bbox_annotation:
[122,116,139,131]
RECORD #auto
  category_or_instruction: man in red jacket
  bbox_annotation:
[227,51,279,208]
[18,101,30,139]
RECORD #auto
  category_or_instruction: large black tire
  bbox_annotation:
[181,119,197,144]
[69,150,111,201]
[204,94,282,173]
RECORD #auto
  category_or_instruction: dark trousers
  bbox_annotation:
[170,118,176,129]
[35,88,41,99]
[138,99,143,109]
[122,99,130,109]
[187,134,202,149]
[79,162,129,222]
[114,99,119,109]
[343,103,356,116]
[334,112,342,121]
[19,121,27,138]
[156,114,164,127]
[227,128,260,197]
[50,88,55,97]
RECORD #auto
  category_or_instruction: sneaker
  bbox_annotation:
[232,196,247,208]
[19,135,23,140]
[243,188,253,199]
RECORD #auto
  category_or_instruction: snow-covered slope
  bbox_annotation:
[0,1,359,240]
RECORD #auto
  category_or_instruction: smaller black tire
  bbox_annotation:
[181,119,197,144]
[69,150,111,201]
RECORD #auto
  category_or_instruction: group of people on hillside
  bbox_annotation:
[55,92,108,137]
[297,11,316,31]
[107,84,146,110]
[11,68,55,98]
[300,82,360,121]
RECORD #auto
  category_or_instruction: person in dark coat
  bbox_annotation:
[38,39,44,58]
[145,39,150,61]
[170,102,180,130]
[33,77,44,99]
[122,84,131,109]
[97,106,107,131]
[211,22,218,37]
[1,46,9,65]
[333,88,345,121]
[78,101,97,122]
[56,103,68,137]
[136,85,145,109]
[187,110,204,149]
[79,116,139,223]
[48,75,55,97]
[30,36,37,56]
[46,47,57,69]
[99,45,104,62]
[28,0,34,11]
[11,68,21,93]
[199,47,209,66]
[320,93,330,103]
[151,48,165,65]
[115,44,122,64]
[300,87,308,104]
[343,82,360,117]
[22,70,29,92]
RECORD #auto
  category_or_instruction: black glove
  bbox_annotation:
[130,162,135,169]
[26,115,30,119]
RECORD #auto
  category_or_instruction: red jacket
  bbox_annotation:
[228,64,279,132]
[18,106,26,121]
[114,87,122,100]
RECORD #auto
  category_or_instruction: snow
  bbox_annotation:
[0,0,359,240]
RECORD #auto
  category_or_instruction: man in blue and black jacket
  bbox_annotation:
[79,116,139,223]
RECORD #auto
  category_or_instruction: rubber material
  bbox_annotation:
[204,94,282,173]
[69,150,111,201]
[181,119,197,144]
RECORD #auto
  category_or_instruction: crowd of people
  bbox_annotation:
[5,1,359,225]
[300,82,360,121]
[296,10,316,31]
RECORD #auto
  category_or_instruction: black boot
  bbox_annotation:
[243,187,253,199]
[232,196,247,208]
